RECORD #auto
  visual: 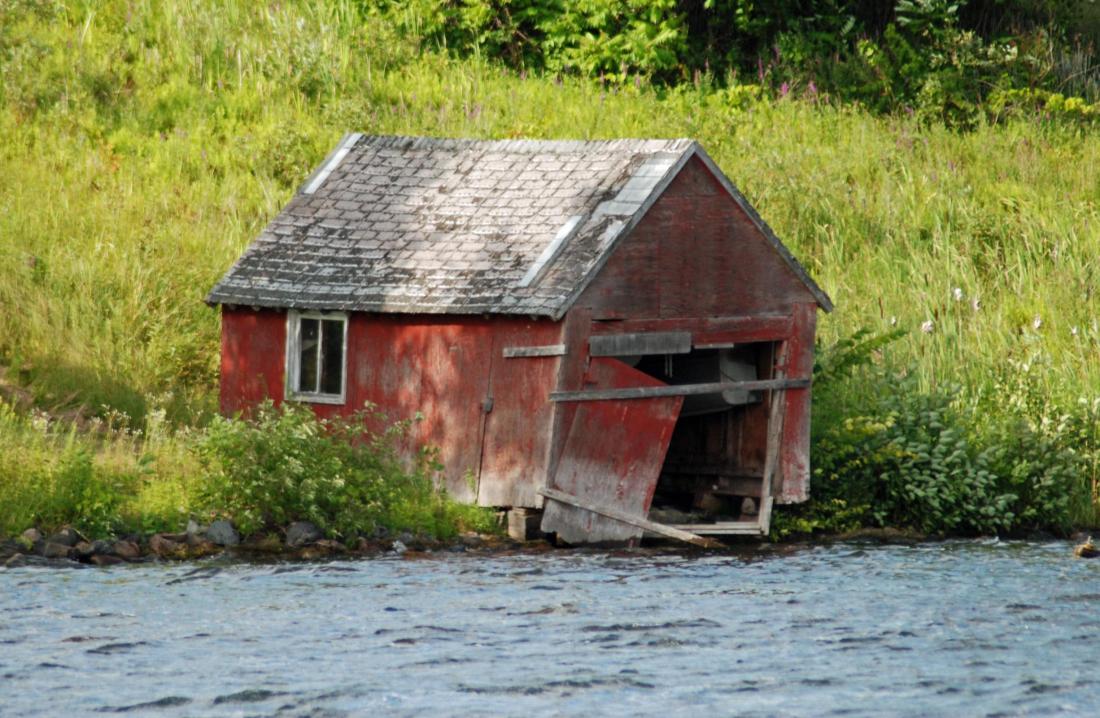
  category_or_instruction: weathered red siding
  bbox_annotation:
[569,156,820,504]
[220,308,562,507]
[220,308,287,416]
[777,303,816,503]
[576,155,816,319]
[477,320,564,507]
[542,357,683,544]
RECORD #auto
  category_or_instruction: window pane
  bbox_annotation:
[298,318,319,393]
[320,319,344,395]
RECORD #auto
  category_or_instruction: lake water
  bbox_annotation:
[2,540,1099,716]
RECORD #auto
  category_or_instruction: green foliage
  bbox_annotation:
[362,0,1100,117]
[367,0,689,81]
[779,329,1100,539]
[196,401,490,539]
[0,396,496,541]
[815,378,1016,535]
[989,87,1100,122]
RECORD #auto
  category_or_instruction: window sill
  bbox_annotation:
[286,392,346,406]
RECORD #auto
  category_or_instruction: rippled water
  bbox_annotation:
[2,541,1099,716]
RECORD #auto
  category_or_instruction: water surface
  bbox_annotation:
[2,540,1098,716]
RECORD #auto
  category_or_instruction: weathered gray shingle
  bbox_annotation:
[207,135,832,318]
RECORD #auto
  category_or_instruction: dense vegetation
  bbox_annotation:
[1,0,1097,540]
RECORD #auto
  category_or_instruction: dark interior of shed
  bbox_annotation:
[627,342,777,526]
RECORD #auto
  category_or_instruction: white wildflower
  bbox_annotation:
[952,287,964,302]
[971,297,981,312]
[1032,315,1042,331]
[921,320,935,334]
[889,316,898,326]
[1071,326,1079,337]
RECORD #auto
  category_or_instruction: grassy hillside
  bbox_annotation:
[1,0,1098,536]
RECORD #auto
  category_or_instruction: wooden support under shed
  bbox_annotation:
[538,488,720,548]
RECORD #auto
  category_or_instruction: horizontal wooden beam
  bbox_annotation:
[591,315,793,344]
[550,377,810,403]
[538,487,720,548]
[667,522,764,536]
[589,331,691,357]
[502,344,567,358]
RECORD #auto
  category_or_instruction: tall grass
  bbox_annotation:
[1,0,1097,531]
[0,398,199,537]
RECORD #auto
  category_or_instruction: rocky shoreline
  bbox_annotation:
[0,520,543,569]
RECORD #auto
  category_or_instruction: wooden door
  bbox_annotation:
[540,358,683,544]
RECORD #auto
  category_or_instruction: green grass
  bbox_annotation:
[1,0,1098,536]
[0,398,200,537]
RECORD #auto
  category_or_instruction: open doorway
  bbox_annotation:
[624,342,779,529]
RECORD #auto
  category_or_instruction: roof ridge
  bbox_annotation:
[353,134,695,154]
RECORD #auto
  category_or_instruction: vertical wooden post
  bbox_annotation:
[777,303,816,503]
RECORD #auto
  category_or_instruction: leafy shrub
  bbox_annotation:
[812,374,1016,535]
[988,87,1100,122]
[781,329,1092,539]
[196,401,485,539]
[974,359,1099,532]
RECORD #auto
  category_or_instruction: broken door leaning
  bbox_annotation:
[540,357,683,544]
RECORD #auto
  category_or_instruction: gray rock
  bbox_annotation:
[42,542,74,559]
[186,519,202,536]
[113,540,141,560]
[205,520,240,546]
[0,540,21,561]
[149,534,182,557]
[21,528,42,544]
[5,553,25,568]
[90,540,114,556]
[391,540,407,554]
[285,521,323,548]
[48,527,84,547]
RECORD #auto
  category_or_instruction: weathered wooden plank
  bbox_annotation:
[589,331,691,357]
[589,314,793,342]
[666,521,764,536]
[550,377,810,403]
[539,488,719,547]
[502,344,567,358]
[541,358,682,543]
[761,343,789,501]
[543,307,592,510]
[778,303,817,503]
[758,496,774,535]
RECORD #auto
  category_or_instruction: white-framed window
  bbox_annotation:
[285,310,348,404]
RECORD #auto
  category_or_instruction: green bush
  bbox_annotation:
[812,374,1016,536]
[196,400,491,539]
[779,329,1096,539]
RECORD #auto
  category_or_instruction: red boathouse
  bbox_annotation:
[207,136,832,544]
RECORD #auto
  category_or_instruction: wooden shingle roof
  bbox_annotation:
[207,135,831,318]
